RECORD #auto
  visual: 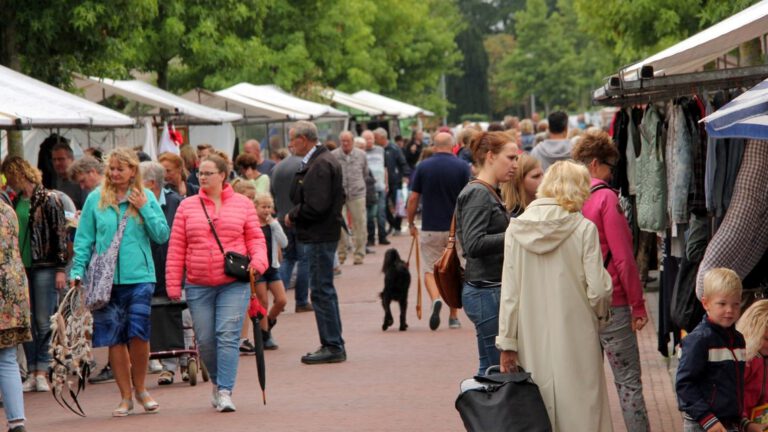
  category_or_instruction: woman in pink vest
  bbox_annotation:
[572,130,649,432]
[166,154,267,413]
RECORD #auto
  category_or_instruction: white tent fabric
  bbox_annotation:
[620,0,768,81]
[0,65,135,129]
[220,83,348,120]
[320,89,386,116]
[702,78,768,139]
[351,90,435,117]
[74,76,243,124]
[181,87,309,122]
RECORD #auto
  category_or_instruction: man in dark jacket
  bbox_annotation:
[285,121,347,365]
[375,128,409,236]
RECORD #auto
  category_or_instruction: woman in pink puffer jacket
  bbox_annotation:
[166,154,267,413]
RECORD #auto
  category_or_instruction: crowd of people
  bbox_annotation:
[0,111,765,432]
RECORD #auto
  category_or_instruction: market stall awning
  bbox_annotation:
[351,90,434,117]
[74,76,242,125]
[181,87,308,122]
[702,77,768,139]
[220,83,348,121]
[620,0,768,81]
[0,65,135,129]
[320,89,387,116]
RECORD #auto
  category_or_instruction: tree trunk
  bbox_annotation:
[0,2,20,71]
[739,38,762,67]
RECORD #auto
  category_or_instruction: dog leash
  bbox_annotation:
[407,235,423,320]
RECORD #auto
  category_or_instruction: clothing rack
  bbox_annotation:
[593,64,768,107]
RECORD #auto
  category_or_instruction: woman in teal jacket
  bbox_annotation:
[71,148,169,417]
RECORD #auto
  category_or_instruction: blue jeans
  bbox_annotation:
[367,190,387,242]
[0,347,24,424]
[462,283,501,376]
[24,267,57,372]
[185,281,249,392]
[306,242,344,350]
[280,225,310,307]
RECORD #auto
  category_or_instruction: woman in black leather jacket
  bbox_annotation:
[455,131,518,375]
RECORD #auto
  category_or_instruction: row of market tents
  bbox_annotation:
[0,65,434,163]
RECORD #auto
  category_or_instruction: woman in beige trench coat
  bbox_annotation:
[497,161,614,431]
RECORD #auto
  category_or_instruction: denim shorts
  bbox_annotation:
[258,267,281,283]
[92,283,154,347]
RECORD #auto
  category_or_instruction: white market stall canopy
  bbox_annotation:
[320,88,387,116]
[0,65,135,129]
[74,76,243,125]
[219,83,348,121]
[620,0,768,81]
[702,77,768,139]
[182,87,305,122]
[351,90,434,118]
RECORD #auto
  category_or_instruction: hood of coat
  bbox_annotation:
[535,139,572,160]
[507,198,583,254]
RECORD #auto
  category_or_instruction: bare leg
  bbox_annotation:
[266,281,287,322]
[128,338,150,394]
[108,344,132,400]
[424,272,439,301]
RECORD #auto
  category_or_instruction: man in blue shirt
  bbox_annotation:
[406,132,470,331]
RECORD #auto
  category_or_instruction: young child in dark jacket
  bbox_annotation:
[676,268,747,432]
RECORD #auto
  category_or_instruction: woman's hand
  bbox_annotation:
[499,350,519,373]
[632,316,648,332]
[55,271,66,291]
[128,188,147,210]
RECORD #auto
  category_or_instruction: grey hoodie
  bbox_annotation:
[530,139,572,172]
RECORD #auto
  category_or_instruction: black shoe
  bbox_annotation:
[366,240,375,247]
[295,303,314,313]
[379,238,391,245]
[239,339,256,355]
[429,299,443,331]
[262,330,279,350]
[8,425,26,432]
[301,346,346,364]
[88,365,115,384]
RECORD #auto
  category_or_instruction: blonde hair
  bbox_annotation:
[702,267,742,299]
[253,191,274,206]
[1,156,42,187]
[501,153,541,211]
[536,160,590,212]
[737,299,768,359]
[231,177,256,199]
[100,148,144,220]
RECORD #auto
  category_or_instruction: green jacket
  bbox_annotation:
[71,187,170,285]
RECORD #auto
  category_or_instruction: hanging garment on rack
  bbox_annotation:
[636,106,667,232]
[659,231,681,357]
[670,214,709,333]
[686,98,707,215]
[669,102,692,225]
[696,140,768,299]
[626,108,643,196]
[611,109,631,196]
[722,139,745,214]
[705,99,717,213]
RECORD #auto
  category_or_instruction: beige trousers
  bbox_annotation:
[339,197,367,262]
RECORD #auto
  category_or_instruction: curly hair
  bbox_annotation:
[1,156,42,188]
[100,148,144,220]
[537,160,591,212]
[571,130,619,165]
[738,299,768,359]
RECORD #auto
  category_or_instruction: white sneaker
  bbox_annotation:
[216,390,236,413]
[22,378,36,393]
[148,359,163,374]
[35,375,50,392]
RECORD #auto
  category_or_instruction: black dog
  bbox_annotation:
[380,248,411,331]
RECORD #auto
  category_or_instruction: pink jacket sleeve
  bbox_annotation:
[165,202,188,300]
[601,192,647,318]
[243,203,268,276]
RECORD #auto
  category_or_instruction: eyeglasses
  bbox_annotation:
[198,171,220,177]
[602,160,617,172]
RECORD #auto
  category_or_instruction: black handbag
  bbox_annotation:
[200,198,252,282]
[455,366,552,432]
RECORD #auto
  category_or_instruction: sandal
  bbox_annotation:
[112,399,134,417]
[134,390,159,413]
[157,370,174,386]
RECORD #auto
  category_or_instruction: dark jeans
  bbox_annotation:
[462,283,501,376]
[386,185,402,232]
[306,241,344,350]
[367,190,387,243]
[280,225,310,307]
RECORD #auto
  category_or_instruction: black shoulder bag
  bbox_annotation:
[199,198,252,282]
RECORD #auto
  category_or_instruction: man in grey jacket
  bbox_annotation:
[332,131,368,265]
[530,111,572,172]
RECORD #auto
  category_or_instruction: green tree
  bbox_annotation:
[485,33,517,116]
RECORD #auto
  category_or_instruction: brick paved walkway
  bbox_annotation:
[18,233,682,431]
